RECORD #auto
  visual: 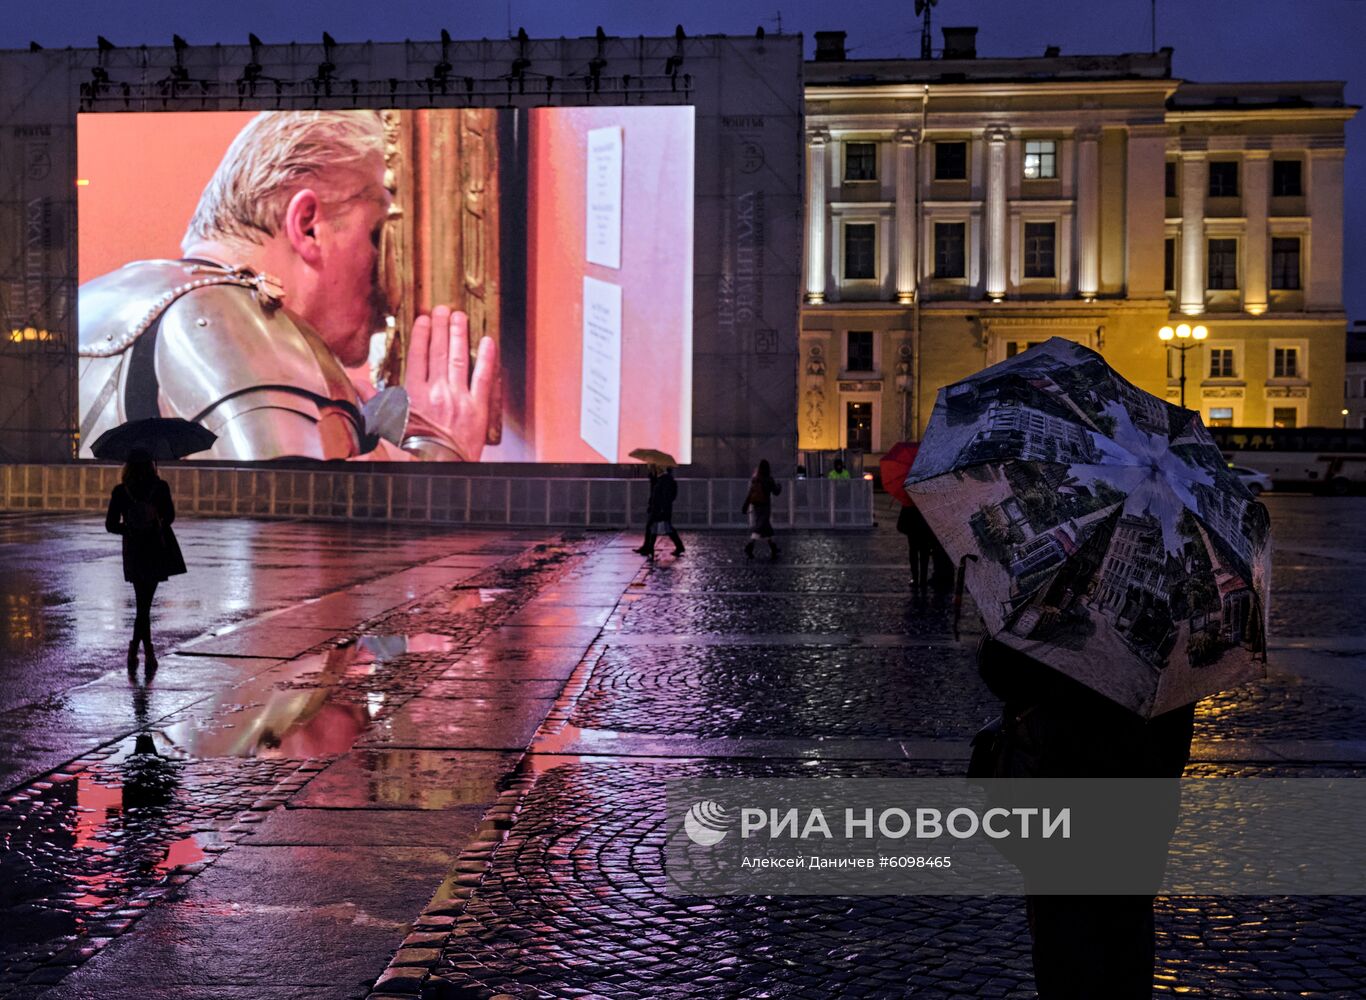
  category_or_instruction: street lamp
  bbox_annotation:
[1158,323,1207,409]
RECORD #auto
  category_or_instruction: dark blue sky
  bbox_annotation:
[5,0,1362,317]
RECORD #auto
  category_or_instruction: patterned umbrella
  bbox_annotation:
[906,338,1270,718]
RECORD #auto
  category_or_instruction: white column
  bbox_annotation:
[1179,148,1207,316]
[804,128,829,304]
[894,128,920,304]
[1242,148,1270,315]
[984,126,1009,301]
[1305,145,1346,309]
[1075,127,1100,300]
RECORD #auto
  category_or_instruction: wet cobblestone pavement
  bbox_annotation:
[1,496,1364,997]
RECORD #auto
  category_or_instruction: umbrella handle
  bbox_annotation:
[953,554,978,641]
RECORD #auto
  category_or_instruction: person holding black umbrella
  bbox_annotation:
[105,449,186,674]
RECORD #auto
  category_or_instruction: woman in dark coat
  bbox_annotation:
[740,459,782,559]
[106,449,186,672]
[635,465,684,559]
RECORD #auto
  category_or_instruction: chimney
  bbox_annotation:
[1044,44,1061,58]
[941,26,977,59]
[813,30,846,61]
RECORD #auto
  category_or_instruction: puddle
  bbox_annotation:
[159,646,374,759]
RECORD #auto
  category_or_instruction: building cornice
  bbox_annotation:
[1166,108,1357,125]
[806,80,1179,102]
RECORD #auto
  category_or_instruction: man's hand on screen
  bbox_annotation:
[405,306,500,461]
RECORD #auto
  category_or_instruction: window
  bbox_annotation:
[1207,239,1238,290]
[1271,237,1301,290]
[1208,407,1234,427]
[846,401,873,451]
[1164,161,1177,198]
[1005,340,1044,358]
[1023,140,1057,180]
[846,331,875,373]
[843,224,876,280]
[934,141,967,180]
[933,222,966,278]
[1208,161,1239,198]
[1164,238,1175,291]
[1023,222,1056,278]
[1272,160,1302,197]
[1272,407,1298,429]
[1208,348,1235,379]
[844,142,877,182]
[1273,347,1300,379]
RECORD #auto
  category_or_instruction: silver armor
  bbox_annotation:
[78,260,464,461]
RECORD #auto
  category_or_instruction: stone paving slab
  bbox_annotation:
[177,625,342,660]
[291,749,525,811]
[358,697,549,751]
[242,806,487,847]
[436,645,592,682]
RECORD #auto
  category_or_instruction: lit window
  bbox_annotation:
[1208,161,1239,198]
[1271,237,1301,290]
[844,142,877,182]
[846,401,873,451]
[846,331,875,372]
[1023,222,1056,278]
[934,142,967,180]
[1023,141,1057,180]
[1207,239,1238,290]
[1272,407,1297,429]
[1208,348,1235,379]
[933,222,966,278]
[1273,347,1300,379]
[843,224,876,280]
[1208,407,1234,427]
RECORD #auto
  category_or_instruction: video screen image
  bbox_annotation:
[76,107,694,463]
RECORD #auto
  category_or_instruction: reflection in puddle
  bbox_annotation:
[161,646,371,759]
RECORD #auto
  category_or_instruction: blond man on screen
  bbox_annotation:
[79,110,498,461]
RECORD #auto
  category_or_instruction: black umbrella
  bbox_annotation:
[90,417,217,462]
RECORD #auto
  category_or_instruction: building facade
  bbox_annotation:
[798,29,1356,458]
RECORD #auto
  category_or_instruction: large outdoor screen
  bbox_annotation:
[76,107,694,463]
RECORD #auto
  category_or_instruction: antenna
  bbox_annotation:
[915,0,939,60]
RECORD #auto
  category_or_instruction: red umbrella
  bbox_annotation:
[879,441,919,506]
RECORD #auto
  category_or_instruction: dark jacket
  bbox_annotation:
[106,479,186,583]
[741,474,782,537]
[647,471,678,522]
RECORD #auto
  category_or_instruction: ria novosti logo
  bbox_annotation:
[683,800,732,846]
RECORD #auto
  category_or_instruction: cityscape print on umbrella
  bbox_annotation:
[908,338,1270,717]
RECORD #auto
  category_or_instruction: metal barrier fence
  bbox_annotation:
[0,465,875,529]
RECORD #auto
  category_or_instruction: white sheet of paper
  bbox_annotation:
[585,126,623,269]
[580,276,623,461]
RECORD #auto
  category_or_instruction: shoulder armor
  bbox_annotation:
[153,284,366,460]
[79,259,284,359]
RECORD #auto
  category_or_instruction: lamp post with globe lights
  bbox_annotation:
[1158,323,1207,409]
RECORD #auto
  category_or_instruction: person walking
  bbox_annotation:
[895,500,933,591]
[106,449,186,674]
[741,459,782,559]
[635,465,684,559]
